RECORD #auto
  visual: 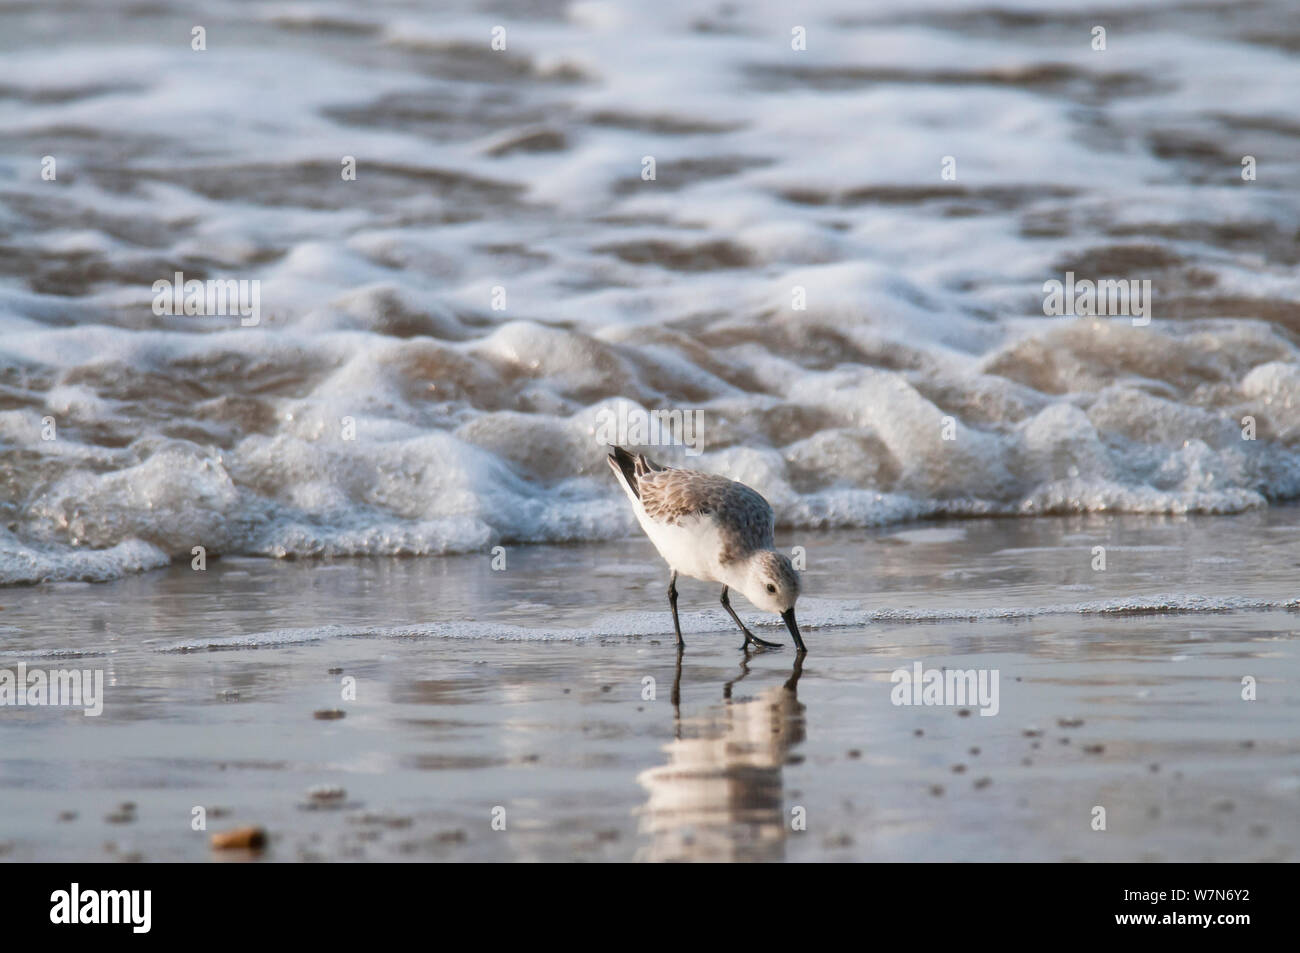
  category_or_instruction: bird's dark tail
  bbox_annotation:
[607,445,640,499]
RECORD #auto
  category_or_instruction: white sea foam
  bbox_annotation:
[2,0,1298,585]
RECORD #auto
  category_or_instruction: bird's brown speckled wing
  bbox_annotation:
[636,464,774,564]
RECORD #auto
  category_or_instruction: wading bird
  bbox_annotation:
[607,446,805,652]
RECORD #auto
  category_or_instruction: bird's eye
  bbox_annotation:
[766,583,776,593]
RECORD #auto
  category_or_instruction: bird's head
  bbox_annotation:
[742,550,805,650]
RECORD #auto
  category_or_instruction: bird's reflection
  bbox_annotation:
[635,650,806,862]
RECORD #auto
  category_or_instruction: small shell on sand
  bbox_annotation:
[211,826,268,850]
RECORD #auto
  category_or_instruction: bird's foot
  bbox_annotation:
[742,631,783,650]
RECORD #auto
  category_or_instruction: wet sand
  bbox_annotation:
[1,509,1298,862]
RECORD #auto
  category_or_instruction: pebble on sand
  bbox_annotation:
[105,803,136,824]
[307,785,347,803]
[211,826,268,850]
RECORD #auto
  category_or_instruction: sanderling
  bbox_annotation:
[607,445,805,653]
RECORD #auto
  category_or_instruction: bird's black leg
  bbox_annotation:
[667,570,684,648]
[671,643,683,737]
[720,586,782,650]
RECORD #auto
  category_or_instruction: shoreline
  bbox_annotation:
[2,511,1297,862]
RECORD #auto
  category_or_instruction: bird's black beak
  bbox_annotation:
[782,608,806,653]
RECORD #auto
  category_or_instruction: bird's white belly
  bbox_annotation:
[636,510,725,583]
